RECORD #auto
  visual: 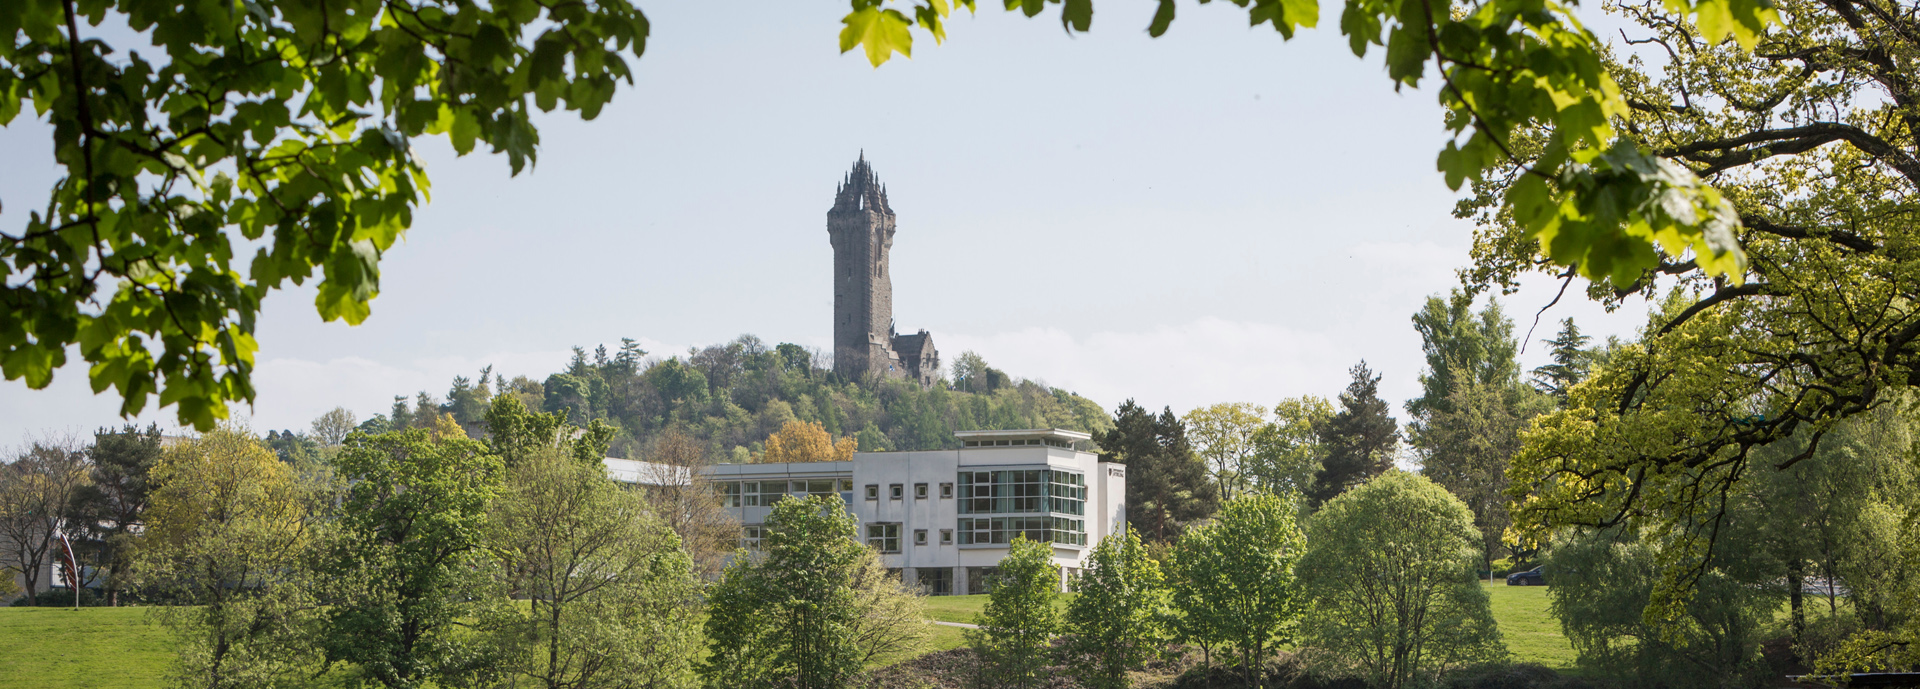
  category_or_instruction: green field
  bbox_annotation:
[0,606,171,689]
[0,582,1573,688]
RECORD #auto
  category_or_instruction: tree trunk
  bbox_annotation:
[1788,558,1806,662]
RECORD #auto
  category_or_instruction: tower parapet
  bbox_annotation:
[827,154,938,387]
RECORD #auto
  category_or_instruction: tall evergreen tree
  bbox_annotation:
[1098,400,1218,543]
[1407,291,1521,420]
[1308,363,1399,507]
[71,424,164,605]
[1530,318,1593,401]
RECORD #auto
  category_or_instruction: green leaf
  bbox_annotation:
[840,6,915,66]
[1149,0,1176,37]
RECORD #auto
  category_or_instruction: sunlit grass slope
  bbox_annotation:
[0,606,171,689]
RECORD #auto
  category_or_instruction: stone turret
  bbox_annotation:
[827,154,938,387]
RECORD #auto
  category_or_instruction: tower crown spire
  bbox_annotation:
[833,153,890,214]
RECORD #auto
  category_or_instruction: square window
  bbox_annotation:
[914,483,928,499]
[840,478,854,492]
[865,484,879,500]
[939,482,953,498]
[866,523,901,553]
[914,529,928,546]
[939,529,953,545]
[890,484,903,500]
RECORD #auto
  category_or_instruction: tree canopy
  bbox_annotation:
[1,0,649,430]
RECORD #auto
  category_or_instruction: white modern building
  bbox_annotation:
[607,428,1125,595]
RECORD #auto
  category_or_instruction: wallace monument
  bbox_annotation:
[828,155,940,388]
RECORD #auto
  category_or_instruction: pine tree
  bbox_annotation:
[1097,400,1219,543]
[1530,318,1593,401]
[1308,362,1399,507]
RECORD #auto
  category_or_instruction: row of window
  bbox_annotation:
[864,482,953,501]
[963,438,1072,448]
[957,470,1087,516]
[717,479,854,507]
[957,516,1087,546]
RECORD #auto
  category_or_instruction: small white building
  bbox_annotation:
[611,428,1125,595]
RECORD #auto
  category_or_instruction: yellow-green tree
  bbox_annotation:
[762,420,857,464]
[1183,403,1267,502]
[136,425,325,688]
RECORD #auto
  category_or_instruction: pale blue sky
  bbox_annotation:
[0,1,1653,441]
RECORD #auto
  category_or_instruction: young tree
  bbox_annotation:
[638,429,739,578]
[1183,403,1268,502]
[844,547,933,669]
[1065,530,1169,689]
[1246,396,1333,497]
[762,420,857,464]
[701,494,867,689]
[1099,400,1217,543]
[0,436,90,603]
[1308,363,1399,507]
[1166,494,1307,689]
[69,424,163,605]
[968,536,1062,689]
[321,429,504,689]
[1298,472,1504,689]
[136,426,326,688]
[482,448,702,689]
[1529,319,1592,401]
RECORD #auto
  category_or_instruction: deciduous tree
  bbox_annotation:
[762,419,857,464]
[1184,403,1267,502]
[1298,471,1504,689]
[136,425,325,688]
[1,0,651,430]
[1246,396,1332,498]
[0,435,89,603]
[700,494,869,689]
[1066,529,1168,689]
[321,428,503,689]
[967,535,1062,689]
[1166,493,1307,689]
[481,448,701,689]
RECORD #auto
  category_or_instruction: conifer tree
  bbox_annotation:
[1308,363,1399,507]
[1097,400,1218,543]
[1530,318,1593,401]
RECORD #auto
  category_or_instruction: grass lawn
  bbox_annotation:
[1482,581,1577,671]
[0,584,1577,687]
[0,606,171,689]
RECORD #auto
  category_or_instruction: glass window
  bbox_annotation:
[954,516,1085,546]
[866,523,901,553]
[890,484,903,500]
[914,529,928,546]
[958,469,1081,515]
[741,525,766,550]
[840,478,853,491]
[914,483,928,499]
[744,481,789,507]
[939,529,953,545]
[718,482,741,508]
[865,484,879,500]
[939,482,953,498]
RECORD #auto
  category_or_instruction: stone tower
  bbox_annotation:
[828,154,939,386]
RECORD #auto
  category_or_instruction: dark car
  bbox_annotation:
[1506,566,1545,586]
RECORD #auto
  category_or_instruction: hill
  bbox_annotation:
[354,335,1114,460]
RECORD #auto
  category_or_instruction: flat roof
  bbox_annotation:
[952,428,1092,442]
